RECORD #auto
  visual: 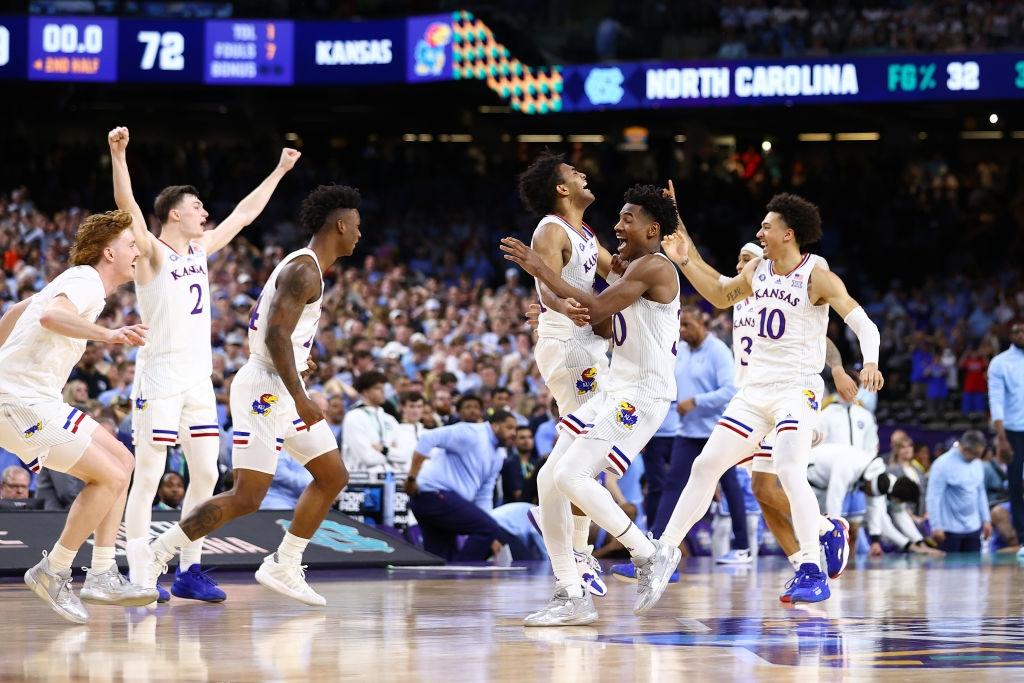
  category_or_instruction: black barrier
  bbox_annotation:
[0,509,441,575]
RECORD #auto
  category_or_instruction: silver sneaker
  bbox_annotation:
[24,554,89,624]
[633,538,681,615]
[81,565,159,606]
[523,587,599,627]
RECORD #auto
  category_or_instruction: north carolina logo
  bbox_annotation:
[251,393,278,416]
[135,397,147,411]
[22,422,43,439]
[575,367,598,395]
[803,389,819,411]
[617,401,639,429]
[584,67,625,106]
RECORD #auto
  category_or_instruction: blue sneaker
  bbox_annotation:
[610,562,680,583]
[820,516,849,579]
[171,565,226,602]
[787,563,830,604]
[157,584,170,603]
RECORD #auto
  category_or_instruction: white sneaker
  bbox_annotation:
[139,544,169,591]
[716,548,753,564]
[574,545,608,597]
[254,553,326,607]
[125,537,150,585]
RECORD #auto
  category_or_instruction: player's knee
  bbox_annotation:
[234,489,264,515]
[329,461,349,496]
[551,460,582,497]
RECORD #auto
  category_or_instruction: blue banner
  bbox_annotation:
[294,18,404,85]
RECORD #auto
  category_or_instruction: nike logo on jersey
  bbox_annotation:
[170,264,208,281]
[754,288,801,307]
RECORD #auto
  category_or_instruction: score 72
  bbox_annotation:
[137,30,185,71]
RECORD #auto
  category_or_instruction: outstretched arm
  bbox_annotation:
[501,238,661,324]
[825,338,858,401]
[40,296,147,345]
[107,127,161,273]
[196,148,301,254]
[661,231,755,309]
[263,257,324,426]
[810,267,883,391]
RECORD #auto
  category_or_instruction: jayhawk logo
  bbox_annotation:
[575,367,598,395]
[22,422,43,439]
[803,389,819,411]
[251,393,278,416]
[617,401,639,429]
[135,397,147,411]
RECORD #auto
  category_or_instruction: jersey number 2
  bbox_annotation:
[189,284,203,315]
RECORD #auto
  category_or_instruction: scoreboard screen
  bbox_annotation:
[27,16,117,82]
[117,19,204,83]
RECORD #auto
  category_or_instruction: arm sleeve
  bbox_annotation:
[342,411,388,468]
[53,270,106,316]
[843,307,880,365]
[988,357,1006,422]
[926,461,947,530]
[694,342,736,410]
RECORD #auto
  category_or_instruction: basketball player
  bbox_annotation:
[138,184,359,606]
[516,152,620,596]
[108,127,300,602]
[0,211,156,622]
[501,184,682,623]
[655,193,883,605]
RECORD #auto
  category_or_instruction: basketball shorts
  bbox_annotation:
[534,335,609,414]
[715,374,825,464]
[229,362,337,475]
[750,434,776,475]
[559,392,670,478]
[132,378,219,447]
[0,399,98,473]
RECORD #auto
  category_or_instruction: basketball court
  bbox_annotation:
[3,554,1022,681]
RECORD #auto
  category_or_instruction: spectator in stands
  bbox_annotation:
[68,343,110,399]
[423,388,455,428]
[924,349,950,414]
[404,410,522,560]
[960,346,989,414]
[489,386,529,426]
[261,454,314,511]
[534,399,558,458]
[927,431,992,553]
[454,353,482,394]
[888,437,927,518]
[501,425,539,504]
[881,428,908,464]
[455,394,484,424]
[342,371,401,474]
[989,321,1024,552]
[1,466,30,500]
[155,472,186,511]
[392,391,427,473]
[62,379,89,409]
[97,361,133,407]
[325,393,345,444]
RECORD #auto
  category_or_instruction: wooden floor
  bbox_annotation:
[3,554,1024,682]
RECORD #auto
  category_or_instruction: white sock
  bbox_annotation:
[818,516,834,536]
[558,582,585,598]
[48,542,78,574]
[787,551,802,570]
[152,524,191,562]
[179,545,202,571]
[571,515,591,552]
[618,523,656,560]
[277,532,309,564]
[91,545,116,572]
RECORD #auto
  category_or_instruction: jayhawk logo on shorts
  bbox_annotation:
[803,389,819,411]
[575,367,598,395]
[135,397,147,411]
[617,401,639,429]
[251,393,278,416]
[22,422,43,439]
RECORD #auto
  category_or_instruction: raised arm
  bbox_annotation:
[809,267,883,391]
[107,127,161,276]
[40,295,147,345]
[263,257,323,426]
[196,148,301,255]
[661,231,755,309]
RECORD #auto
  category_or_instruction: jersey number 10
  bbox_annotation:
[757,308,786,340]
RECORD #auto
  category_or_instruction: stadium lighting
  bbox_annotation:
[761,140,772,152]
[960,131,1003,140]
[568,135,605,143]
[989,113,999,125]
[674,134,688,143]
[517,134,564,143]
[835,132,880,141]
[798,133,832,142]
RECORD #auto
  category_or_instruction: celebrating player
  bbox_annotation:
[139,184,359,606]
[502,184,682,624]
[655,192,883,605]
[108,126,300,602]
[0,211,155,623]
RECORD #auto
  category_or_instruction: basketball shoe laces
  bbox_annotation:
[277,558,312,592]
[41,550,77,606]
[84,565,130,590]
[576,550,601,577]
[187,566,219,587]
[790,566,821,591]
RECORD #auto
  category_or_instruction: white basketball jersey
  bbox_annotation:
[744,253,829,384]
[731,295,756,387]
[247,248,324,373]
[606,254,680,400]
[532,215,600,341]
[132,241,212,399]
[0,266,106,404]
